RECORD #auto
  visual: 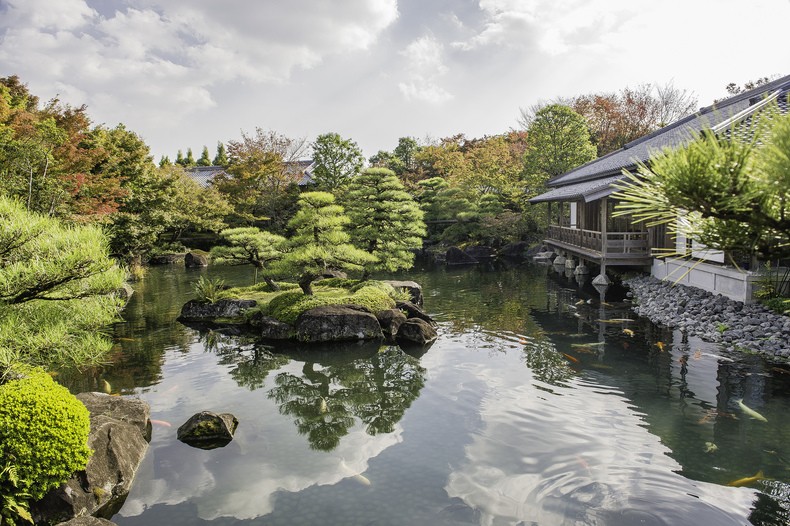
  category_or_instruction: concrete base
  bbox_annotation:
[574,264,589,275]
[554,255,567,266]
[592,273,612,286]
[564,258,576,269]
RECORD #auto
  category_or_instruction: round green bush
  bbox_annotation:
[0,370,91,501]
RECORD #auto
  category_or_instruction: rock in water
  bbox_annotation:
[397,318,438,346]
[32,393,151,524]
[177,299,257,322]
[382,280,424,306]
[184,251,208,268]
[295,304,383,342]
[377,308,408,342]
[177,411,239,450]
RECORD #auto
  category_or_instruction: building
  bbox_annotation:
[529,75,790,301]
[185,161,316,188]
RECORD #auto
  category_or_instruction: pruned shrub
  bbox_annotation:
[265,286,396,324]
[0,370,91,523]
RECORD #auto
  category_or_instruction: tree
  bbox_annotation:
[613,106,790,262]
[274,192,373,295]
[160,165,232,242]
[522,104,597,180]
[175,149,186,166]
[723,76,780,97]
[213,141,229,166]
[184,148,196,167]
[210,227,285,289]
[197,145,211,166]
[159,155,171,167]
[310,132,364,191]
[0,196,126,373]
[344,168,426,279]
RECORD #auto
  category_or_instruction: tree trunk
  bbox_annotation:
[263,276,280,291]
[298,274,315,296]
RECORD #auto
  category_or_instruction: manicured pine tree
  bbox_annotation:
[197,146,212,166]
[344,168,426,279]
[210,227,285,289]
[274,192,374,295]
[213,142,229,166]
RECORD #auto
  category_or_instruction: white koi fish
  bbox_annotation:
[737,399,767,422]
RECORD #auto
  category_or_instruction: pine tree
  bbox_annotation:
[213,142,229,166]
[159,155,172,167]
[274,192,374,295]
[185,148,196,167]
[211,227,285,289]
[344,168,426,279]
[175,149,186,166]
[197,146,211,166]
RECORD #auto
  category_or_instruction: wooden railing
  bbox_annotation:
[547,226,649,256]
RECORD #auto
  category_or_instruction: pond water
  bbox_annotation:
[59,262,790,526]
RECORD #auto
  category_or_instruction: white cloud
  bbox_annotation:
[398,36,453,103]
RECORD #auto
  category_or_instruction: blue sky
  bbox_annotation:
[1,0,786,160]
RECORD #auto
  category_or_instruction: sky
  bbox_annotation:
[0,0,787,161]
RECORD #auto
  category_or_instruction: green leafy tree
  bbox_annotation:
[344,168,426,279]
[211,227,285,289]
[274,192,374,295]
[0,196,125,373]
[159,155,171,167]
[184,147,196,167]
[523,104,597,180]
[393,136,420,174]
[613,107,790,262]
[161,165,231,242]
[175,149,186,166]
[213,141,229,166]
[197,145,211,166]
[310,132,364,191]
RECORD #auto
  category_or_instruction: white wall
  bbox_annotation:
[651,258,762,303]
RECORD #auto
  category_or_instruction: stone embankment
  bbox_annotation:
[625,276,790,360]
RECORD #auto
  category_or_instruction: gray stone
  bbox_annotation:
[464,245,496,260]
[184,251,209,268]
[396,318,438,346]
[249,312,294,340]
[446,246,478,265]
[56,517,117,526]
[396,300,435,325]
[148,253,184,265]
[177,299,257,322]
[377,308,408,341]
[498,241,532,259]
[382,280,424,306]
[177,411,238,450]
[295,304,383,342]
[32,394,150,524]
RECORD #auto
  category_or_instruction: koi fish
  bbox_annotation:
[571,342,605,348]
[655,342,665,352]
[319,397,328,414]
[563,353,579,363]
[728,470,764,487]
[693,350,702,360]
[101,379,112,394]
[575,300,586,306]
[352,474,371,486]
[737,399,767,422]
[622,329,634,337]
[151,419,172,427]
[704,442,718,453]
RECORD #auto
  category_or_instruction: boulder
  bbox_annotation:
[498,241,532,259]
[295,304,383,342]
[249,311,295,340]
[177,299,257,322]
[32,394,150,524]
[396,318,438,346]
[56,517,117,526]
[377,309,408,342]
[464,245,496,260]
[177,411,239,450]
[396,300,435,326]
[382,280,424,306]
[184,251,209,268]
[148,253,184,265]
[320,269,347,279]
[446,246,478,265]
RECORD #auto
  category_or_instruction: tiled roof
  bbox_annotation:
[546,74,790,188]
[185,166,227,188]
[529,74,790,204]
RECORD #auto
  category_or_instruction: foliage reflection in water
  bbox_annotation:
[58,263,790,525]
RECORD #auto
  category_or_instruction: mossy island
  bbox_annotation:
[178,277,438,348]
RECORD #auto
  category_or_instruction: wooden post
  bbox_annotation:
[600,197,608,256]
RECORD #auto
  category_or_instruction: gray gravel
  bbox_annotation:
[624,275,790,360]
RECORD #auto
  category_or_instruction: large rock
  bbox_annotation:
[377,308,408,342]
[177,299,257,322]
[396,300,435,326]
[295,304,383,342]
[177,411,238,450]
[184,251,209,268]
[498,241,532,259]
[446,246,478,265]
[396,318,438,346]
[464,245,496,261]
[383,280,424,306]
[32,394,151,524]
[249,311,294,340]
[147,253,184,265]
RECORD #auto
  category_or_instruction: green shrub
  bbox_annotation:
[0,370,91,523]
[193,276,226,303]
[761,297,790,315]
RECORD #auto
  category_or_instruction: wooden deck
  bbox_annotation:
[545,225,652,266]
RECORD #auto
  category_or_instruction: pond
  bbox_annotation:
[59,262,790,526]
